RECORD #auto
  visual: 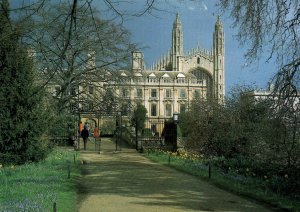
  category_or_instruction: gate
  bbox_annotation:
[139,118,178,152]
[139,118,165,149]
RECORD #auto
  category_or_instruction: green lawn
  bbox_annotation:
[0,147,79,211]
[144,149,300,211]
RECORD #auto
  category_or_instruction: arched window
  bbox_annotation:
[197,57,200,64]
[191,68,213,99]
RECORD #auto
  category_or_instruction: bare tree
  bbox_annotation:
[13,1,134,112]
[6,0,162,112]
[219,0,299,94]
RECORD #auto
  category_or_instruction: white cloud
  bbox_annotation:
[188,6,195,11]
[202,2,208,11]
[164,0,208,12]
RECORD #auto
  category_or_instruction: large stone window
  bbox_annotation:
[151,103,157,116]
[136,88,143,98]
[165,104,172,117]
[165,89,172,98]
[122,88,130,98]
[151,89,157,98]
[194,89,201,98]
[191,68,213,99]
[180,104,186,113]
[179,89,186,98]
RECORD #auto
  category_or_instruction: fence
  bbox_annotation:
[138,118,181,151]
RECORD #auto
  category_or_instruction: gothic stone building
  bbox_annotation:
[48,14,225,133]
[116,14,225,120]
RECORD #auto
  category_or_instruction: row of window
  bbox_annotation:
[150,103,186,117]
[122,88,205,99]
[71,101,187,117]
[55,85,205,100]
[122,78,205,84]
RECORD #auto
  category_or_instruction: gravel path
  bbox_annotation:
[76,138,274,212]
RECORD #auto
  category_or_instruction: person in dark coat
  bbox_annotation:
[81,124,89,150]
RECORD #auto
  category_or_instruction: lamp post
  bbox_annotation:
[173,113,179,122]
[116,111,122,151]
[120,111,122,151]
[77,85,81,151]
[173,113,179,152]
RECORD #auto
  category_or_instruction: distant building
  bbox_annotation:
[115,14,225,120]
[241,83,300,115]
[241,84,275,102]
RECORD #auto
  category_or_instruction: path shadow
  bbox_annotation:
[76,139,273,212]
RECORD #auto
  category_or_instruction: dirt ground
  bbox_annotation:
[76,138,276,212]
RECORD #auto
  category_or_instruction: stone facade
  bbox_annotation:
[117,14,225,119]
[47,14,226,129]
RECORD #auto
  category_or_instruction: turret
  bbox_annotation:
[171,13,183,71]
[213,16,225,103]
[132,51,144,72]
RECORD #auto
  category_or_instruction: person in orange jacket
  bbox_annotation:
[93,127,99,138]
[79,121,83,135]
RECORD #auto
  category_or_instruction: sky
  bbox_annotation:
[9,0,278,94]
[94,0,278,94]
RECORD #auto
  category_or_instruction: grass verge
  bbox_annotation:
[144,149,300,211]
[0,147,80,211]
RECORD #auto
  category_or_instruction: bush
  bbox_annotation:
[101,119,116,135]
[115,126,134,147]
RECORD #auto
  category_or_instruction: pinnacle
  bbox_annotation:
[174,12,181,25]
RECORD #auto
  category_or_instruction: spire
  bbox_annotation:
[174,12,181,27]
[172,12,183,71]
[215,15,223,29]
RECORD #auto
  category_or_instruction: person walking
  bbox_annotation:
[79,121,83,135]
[93,127,99,139]
[81,124,89,150]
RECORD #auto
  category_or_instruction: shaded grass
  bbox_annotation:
[0,147,80,211]
[144,149,300,211]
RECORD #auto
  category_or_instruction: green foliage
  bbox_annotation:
[0,147,79,211]
[48,113,77,139]
[180,86,300,197]
[180,98,238,157]
[100,119,116,135]
[0,1,49,164]
[145,149,300,211]
[142,128,154,137]
[131,104,147,132]
[115,126,134,147]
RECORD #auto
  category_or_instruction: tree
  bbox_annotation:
[5,1,161,115]
[27,2,135,112]
[180,98,237,156]
[219,0,300,99]
[219,2,300,182]
[131,104,147,150]
[0,0,49,164]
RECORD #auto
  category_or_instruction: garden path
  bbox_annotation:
[76,138,276,212]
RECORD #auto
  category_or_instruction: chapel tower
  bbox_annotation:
[213,16,225,103]
[132,51,144,72]
[171,13,183,71]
